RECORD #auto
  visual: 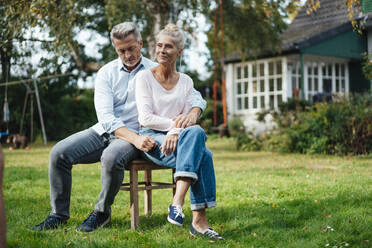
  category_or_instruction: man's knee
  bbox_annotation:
[49,141,73,169]
[101,149,133,172]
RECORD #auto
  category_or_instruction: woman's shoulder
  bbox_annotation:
[179,72,193,85]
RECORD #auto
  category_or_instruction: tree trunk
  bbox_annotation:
[143,0,171,60]
[0,41,12,83]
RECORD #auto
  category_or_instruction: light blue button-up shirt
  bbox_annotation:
[91,56,207,135]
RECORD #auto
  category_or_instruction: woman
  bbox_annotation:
[135,24,222,240]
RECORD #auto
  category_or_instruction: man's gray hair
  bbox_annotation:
[110,22,142,44]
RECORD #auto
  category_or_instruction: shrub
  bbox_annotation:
[237,94,372,155]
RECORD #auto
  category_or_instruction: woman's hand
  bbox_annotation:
[160,134,178,156]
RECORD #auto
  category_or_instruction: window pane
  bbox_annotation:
[252,64,257,77]
[269,79,274,92]
[292,65,296,74]
[261,96,265,108]
[244,97,249,109]
[237,83,242,94]
[237,98,242,110]
[277,61,282,74]
[269,62,274,75]
[336,79,339,92]
[260,63,264,77]
[292,77,297,89]
[314,66,318,76]
[308,78,312,91]
[244,66,248,78]
[260,79,265,92]
[252,81,257,93]
[253,97,257,108]
[277,95,283,106]
[314,78,318,91]
[277,78,282,91]
[322,66,326,76]
[269,95,274,109]
[328,65,332,76]
[308,66,312,75]
[245,82,249,94]
[237,67,241,79]
[341,80,345,92]
[335,64,339,76]
[341,64,345,77]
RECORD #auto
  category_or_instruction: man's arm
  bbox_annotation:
[173,88,205,128]
[114,126,156,152]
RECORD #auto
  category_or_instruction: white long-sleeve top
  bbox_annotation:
[135,69,193,135]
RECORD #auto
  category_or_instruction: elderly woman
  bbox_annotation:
[135,24,222,240]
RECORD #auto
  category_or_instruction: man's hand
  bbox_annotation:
[173,107,201,128]
[160,134,178,156]
[134,135,157,152]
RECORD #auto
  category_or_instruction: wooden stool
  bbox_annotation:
[120,159,176,230]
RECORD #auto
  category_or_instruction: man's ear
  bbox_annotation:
[178,48,183,57]
[138,40,143,49]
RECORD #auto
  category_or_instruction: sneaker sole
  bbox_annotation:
[167,216,183,226]
[76,216,111,233]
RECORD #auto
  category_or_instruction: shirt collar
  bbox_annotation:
[118,56,145,73]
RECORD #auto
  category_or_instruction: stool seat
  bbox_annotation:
[120,159,175,230]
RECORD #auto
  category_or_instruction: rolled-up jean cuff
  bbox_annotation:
[191,201,217,211]
[174,171,198,182]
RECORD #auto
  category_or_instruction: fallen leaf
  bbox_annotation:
[252,233,257,237]
[82,236,87,240]
[67,242,71,246]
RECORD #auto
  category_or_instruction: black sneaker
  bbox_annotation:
[189,224,223,240]
[30,215,66,231]
[76,210,110,232]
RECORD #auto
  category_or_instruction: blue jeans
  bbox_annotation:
[139,126,216,211]
[49,128,138,220]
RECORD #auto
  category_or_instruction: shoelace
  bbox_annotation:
[204,228,222,239]
[82,211,98,226]
[39,216,60,227]
[172,205,185,218]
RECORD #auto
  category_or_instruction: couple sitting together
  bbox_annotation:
[31,22,223,240]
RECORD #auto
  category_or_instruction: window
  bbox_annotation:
[234,58,284,111]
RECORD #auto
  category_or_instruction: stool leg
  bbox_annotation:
[130,167,139,230]
[172,168,176,196]
[144,169,152,216]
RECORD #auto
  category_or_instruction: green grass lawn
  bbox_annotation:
[3,137,372,247]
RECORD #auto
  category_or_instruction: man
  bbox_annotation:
[31,22,206,232]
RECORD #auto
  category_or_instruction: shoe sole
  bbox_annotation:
[167,216,183,226]
[76,216,111,233]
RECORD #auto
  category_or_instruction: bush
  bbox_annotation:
[237,95,372,155]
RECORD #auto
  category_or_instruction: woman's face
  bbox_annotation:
[155,35,182,66]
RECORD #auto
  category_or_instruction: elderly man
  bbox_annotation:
[31,22,206,233]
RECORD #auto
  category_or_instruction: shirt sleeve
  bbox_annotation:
[191,88,207,114]
[135,71,175,131]
[94,68,125,134]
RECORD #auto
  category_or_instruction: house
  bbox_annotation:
[225,0,372,133]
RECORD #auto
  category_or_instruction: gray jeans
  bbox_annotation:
[49,128,138,220]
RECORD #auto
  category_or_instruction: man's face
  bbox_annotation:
[113,34,143,71]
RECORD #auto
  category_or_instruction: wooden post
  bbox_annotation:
[144,169,152,216]
[33,80,47,145]
[130,167,139,230]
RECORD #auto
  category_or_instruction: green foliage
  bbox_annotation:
[198,99,223,134]
[240,95,372,155]
[227,117,245,138]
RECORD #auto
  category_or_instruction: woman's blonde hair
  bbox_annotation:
[156,23,184,50]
